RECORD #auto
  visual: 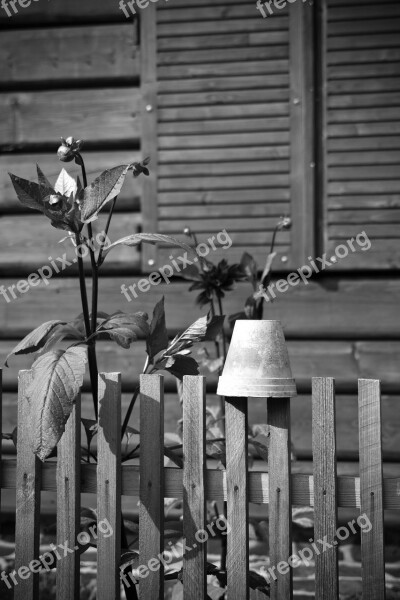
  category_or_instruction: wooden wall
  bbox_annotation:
[0,0,399,465]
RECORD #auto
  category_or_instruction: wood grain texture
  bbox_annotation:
[0,369,2,536]
[0,24,138,85]
[358,379,386,600]
[312,378,339,599]
[289,0,315,264]
[139,374,164,600]
[182,376,206,600]
[97,373,122,600]
[140,1,158,272]
[2,278,400,340]
[1,460,400,507]
[14,370,41,600]
[267,397,292,600]
[56,395,81,600]
[0,88,141,147]
[225,397,249,600]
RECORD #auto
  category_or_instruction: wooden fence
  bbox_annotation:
[1,371,398,600]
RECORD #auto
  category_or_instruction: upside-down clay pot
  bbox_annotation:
[217,320,297,398]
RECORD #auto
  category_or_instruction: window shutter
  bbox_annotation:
[318,0,400,269]
[141,0,314,272]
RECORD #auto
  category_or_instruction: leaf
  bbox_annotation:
[4,320,67,366]
[9,173,50,212]
[241,252,258,290]
[81,164,133,223]
[292,507,314,529]
[120,550,139,570]
[99,232,194,266]
[146,297,169,362]
[249,570,269,594]
[36,164,52,189]
[54,168,77,197]
[207,584,226,600]
[261,251,277,286]
[158,354,199,380]
[27,347,87,461]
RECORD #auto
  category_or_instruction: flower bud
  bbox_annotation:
[57,136,84,162]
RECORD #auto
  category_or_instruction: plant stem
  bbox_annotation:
[97,196,117,267]
[75,233,98,418]
[121,385,140,439]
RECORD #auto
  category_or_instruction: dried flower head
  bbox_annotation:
[57,136,83,163]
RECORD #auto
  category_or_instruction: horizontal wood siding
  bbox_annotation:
[324,0,400,268]
[155,0,293,268]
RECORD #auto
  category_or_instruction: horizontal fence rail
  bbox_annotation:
[0,372,393,599]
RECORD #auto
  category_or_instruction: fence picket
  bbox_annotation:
[15,370,41,600]
[312,378,339,599]
[56,395,81,600]
[139,374,164,600]
[225,396,249,600]
[182,376,207,600]
[97,373,122,600]
[358,379,386,600]
[267,397,293,600]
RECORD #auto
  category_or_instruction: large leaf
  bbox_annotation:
[159,354,199,380]
[81,164,133,223]
[8,173,50,212]
[36,164,52,189]
[5,320,66,366]
[54,168,77,197]
[98,311,149,348]
[99,233,194,266]
[146,298,169,362]
[27,347,87,461]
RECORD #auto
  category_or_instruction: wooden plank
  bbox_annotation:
[358,379,386,600]
[329,62,400,79]
[0,0,134,25]
[329,195,400,209]
[159,147,290,165]
[56,395,81,600]
[159,103,289,121]
[0,151,142,213]
[0,24,138,85]
[158,31,289,52]
[159,88,289,107]
[158,117,289,136]
[328,209,400,224]
[0,369,1,535]
[0,213,141,277]
[159,202,289,219]
[328,33,400,51]
[225,397,249,600]
[328,77,400,94]
[158,60,289,80]
[267,398,292,599]
[139,375,164,599]
[328,136,400,152]
[325,239,400,269]
[0,88,141,147]
[328,49,400,66]
[140,0,158,273]
[329,3,400,20]
[158,174,289,191]
[158,46,288,66]
[97,373,122,600]
[329,165,400,180]
[328,181,400,195]
[159,131,290,149]
[2,279,400,340]
[14,370,41,600]
[158,18,289,37]
[2,459,400,508]
[160,217,289,232]
[329,92,400,109]
[159,73,290,93]
[329,122,400,137]
[159,159,289,177]
[289,0,315,265]
[157,4,288,22]
[182,376,206,600]
[329,224,400,238]
[329,107,400,123]
[328,18,400,36]
[328,151,400,166]
[312,378,339,600]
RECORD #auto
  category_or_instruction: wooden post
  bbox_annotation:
[225,396,249,600]
[97,373,122,600]
[312,378,339,599]
[56,394,81,600]
[182,376,206,600]
[358,379,386,600]
[15,370,41,600]
[267,397,292,600]
[139,374,164,600]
